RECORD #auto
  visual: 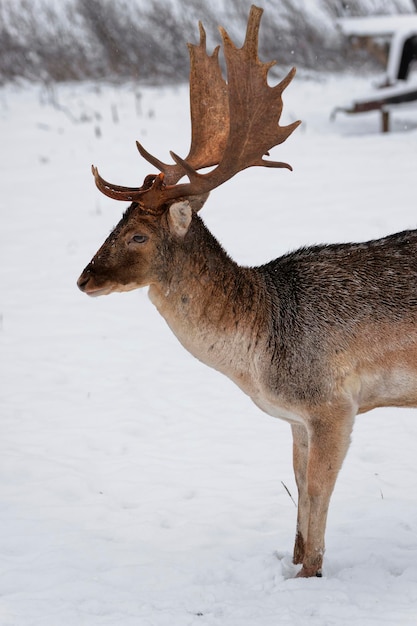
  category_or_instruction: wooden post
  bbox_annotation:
[381,109,390,133]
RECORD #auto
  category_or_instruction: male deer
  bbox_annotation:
[78,5,417,578]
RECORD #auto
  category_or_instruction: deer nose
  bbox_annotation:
[77,271,91,292]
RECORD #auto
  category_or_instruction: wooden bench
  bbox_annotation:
[332,83,417,132]
[335,15,417,132]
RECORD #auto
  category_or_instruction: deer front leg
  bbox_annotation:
[294,408,355,578]
[291,423,310,565]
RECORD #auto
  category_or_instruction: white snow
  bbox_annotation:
[337,14,417,37]
[1,73,417,625]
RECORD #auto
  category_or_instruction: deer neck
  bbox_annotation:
[148,218,267,394]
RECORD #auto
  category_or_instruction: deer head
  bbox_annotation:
[77,5,300,297]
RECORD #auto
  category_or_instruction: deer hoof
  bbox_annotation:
[296,566,323,578]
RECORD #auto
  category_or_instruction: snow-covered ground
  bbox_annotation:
[1,71,417,625]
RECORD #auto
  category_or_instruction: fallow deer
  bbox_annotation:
[77,5,417,578]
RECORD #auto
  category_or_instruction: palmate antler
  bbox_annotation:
[92,5,301,212]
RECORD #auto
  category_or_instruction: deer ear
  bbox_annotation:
[168,200,193,237]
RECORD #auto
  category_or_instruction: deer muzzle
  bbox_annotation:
[77,267,113,297]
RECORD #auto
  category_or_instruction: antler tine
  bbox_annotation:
[240,2,262,59]
[91,165,139,201]
[91,165,162,205]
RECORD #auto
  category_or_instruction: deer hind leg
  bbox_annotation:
[292,407,355,578]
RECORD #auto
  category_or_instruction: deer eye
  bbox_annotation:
[131,234,148,244]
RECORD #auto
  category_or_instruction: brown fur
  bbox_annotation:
[78,203,417,577]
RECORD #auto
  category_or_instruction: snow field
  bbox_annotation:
[1,73,417,624]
